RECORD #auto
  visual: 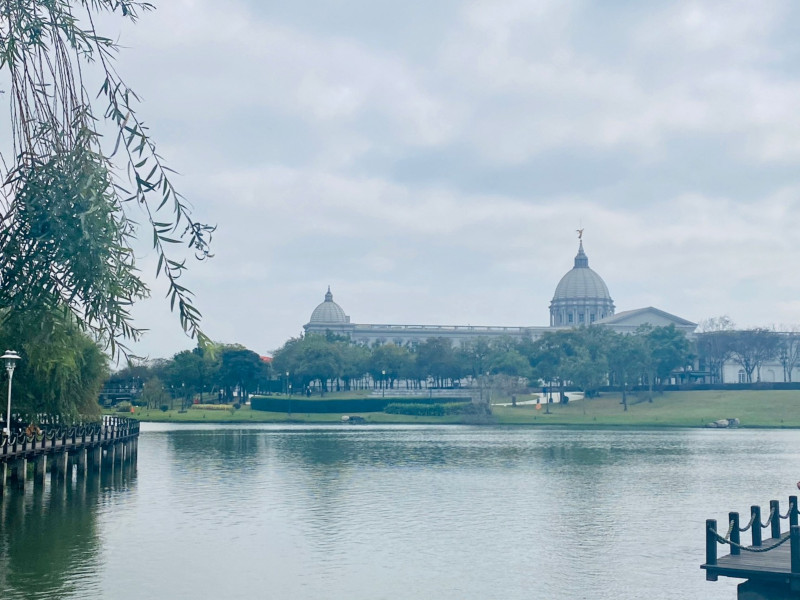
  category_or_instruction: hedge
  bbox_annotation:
[250,395,472,414]
[384,402,491,416]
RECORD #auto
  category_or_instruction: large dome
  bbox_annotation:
[309,287,349,324]
[550,241,614,327]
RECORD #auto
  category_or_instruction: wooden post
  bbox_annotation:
[75,448,87,475]
[791,496,798,529]
[752,506,762,547]
[770,500,781,540]
[791,525,800,574]
[730,512,741,556]
[0,462,6,496]
[33,455,47,484]
[90,446,102,473]
[10,457,26,489]
[52,451,68,482]
[706,519,718,580]
[103,444,115,467]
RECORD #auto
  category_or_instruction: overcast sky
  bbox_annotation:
[96,0,800,359]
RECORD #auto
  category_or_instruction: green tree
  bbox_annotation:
[561,327,611,397]
[528,330,574,405]
[488,348,530,378]
[639,325,691,400]
[339,343,370,391]
[415,338,464,387]
[607,333,645,411]
[0,309,107,420]
[140,376,169,410]
[217,346,270,402]
[0,0,212,353]
[369,343,412,389]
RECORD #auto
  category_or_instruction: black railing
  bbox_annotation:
[0,415,139,458]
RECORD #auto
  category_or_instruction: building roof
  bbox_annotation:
[308,287,349,324]
[595,307,697,329]
[552,241,613,302]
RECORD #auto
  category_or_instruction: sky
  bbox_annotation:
[89,0,800,359]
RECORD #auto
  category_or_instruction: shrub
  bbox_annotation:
[116,401,132,413]
[250,396,472,414]
[160,404,169,412]
[189,403,233,411]
[384,402,491,416]
[384,403,445,416]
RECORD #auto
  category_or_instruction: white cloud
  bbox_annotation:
[72,0,800,358]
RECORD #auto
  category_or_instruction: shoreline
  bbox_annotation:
[111,389,800,429]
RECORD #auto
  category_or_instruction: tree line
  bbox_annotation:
[696,317,800,384]
[99,317,800,414]
[106,344,270,409]
[270,326,691,411]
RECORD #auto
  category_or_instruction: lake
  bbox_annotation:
[1,424,799,599]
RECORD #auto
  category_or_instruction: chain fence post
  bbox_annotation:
[752,506,762,546]
[729,512,740,556]
[792,525,800,574]
[706,519,718,570]
[771,500,781,539]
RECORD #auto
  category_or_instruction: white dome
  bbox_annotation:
[309,288,348,324]
[553,266,612,301]
[549,241,614,326]
[552,242,612,302]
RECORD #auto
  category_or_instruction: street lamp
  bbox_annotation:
[382,370,386,398]
[285,371,289,397]
[2,350,21,436]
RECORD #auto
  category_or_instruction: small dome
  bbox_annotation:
[552,242,612,301]
[309,287,348,324]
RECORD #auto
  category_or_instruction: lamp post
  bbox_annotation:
[2,351,21,436]
[382,370,386,398]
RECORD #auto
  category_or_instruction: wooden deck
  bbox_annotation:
[702,498,800,595]
[704,536,799,586]
[0,415,139,491]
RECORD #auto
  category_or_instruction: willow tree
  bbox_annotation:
[0,0,213,355]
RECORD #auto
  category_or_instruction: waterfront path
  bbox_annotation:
[0,415,139,492]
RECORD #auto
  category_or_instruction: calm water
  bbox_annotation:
[1,424,799,599]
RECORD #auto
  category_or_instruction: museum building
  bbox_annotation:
[303,239,697,346]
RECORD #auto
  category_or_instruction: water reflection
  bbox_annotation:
[3,425,800,599]
[0,463,136,600]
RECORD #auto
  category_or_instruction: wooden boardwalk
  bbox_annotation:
[703,497,800,597]
[0,415,139,492]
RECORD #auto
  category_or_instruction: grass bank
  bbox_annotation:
[114,403,468,425]
[110,390,800,427]
[491,389,800,427]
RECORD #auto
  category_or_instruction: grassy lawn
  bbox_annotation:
[491,390,800,427]
[115,403,466,425]
[112,389,800,427]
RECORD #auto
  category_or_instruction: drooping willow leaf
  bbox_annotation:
[0,0,213,354]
